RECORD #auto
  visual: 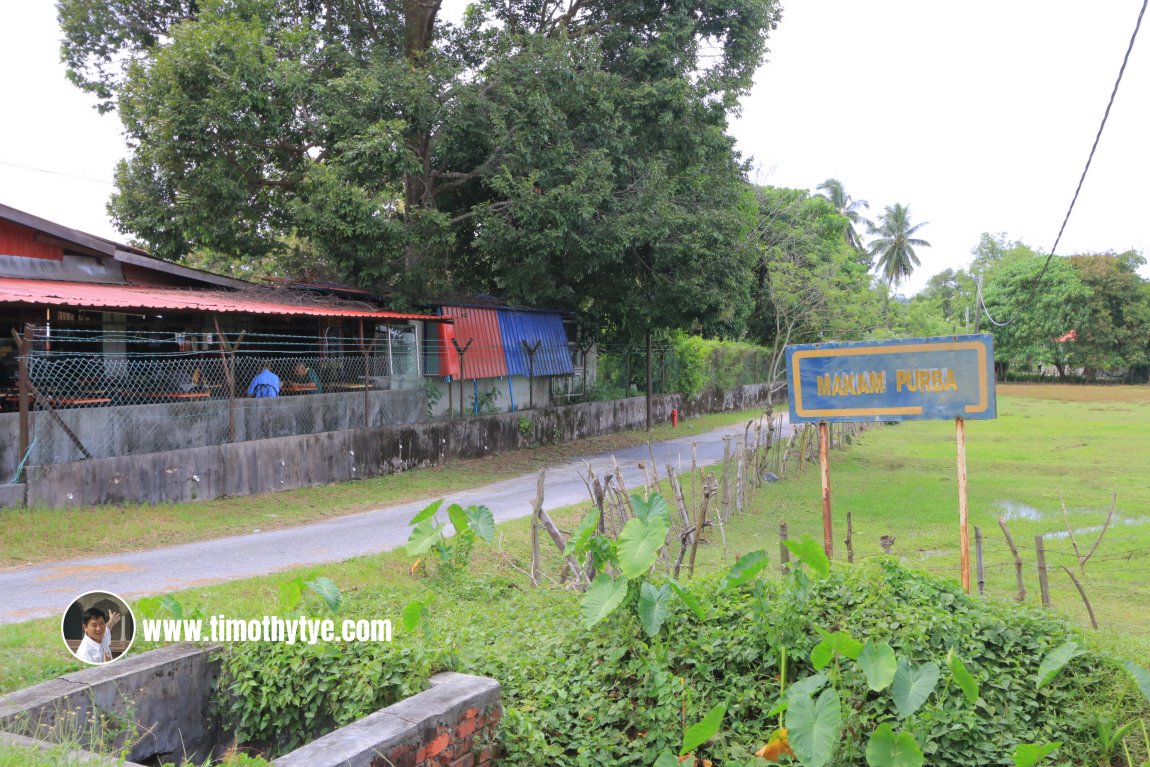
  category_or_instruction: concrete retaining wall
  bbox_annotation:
[0,644,223,765]
[272,672,501,767]
[16,382,776,508]
[14,388,425,469]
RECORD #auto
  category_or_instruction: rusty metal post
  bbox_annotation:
[957,416,970,593]
[819,420,832,559]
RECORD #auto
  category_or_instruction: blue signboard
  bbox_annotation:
[786,334,996,423]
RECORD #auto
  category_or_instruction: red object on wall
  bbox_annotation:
[439,305,509,380]
[437,320,461,377]
[671,408,679,427]
[0,219,62,261]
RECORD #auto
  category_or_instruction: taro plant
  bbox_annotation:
[742,534,992,767]
[652,703,728,766]
[405,498,495,577]
[577,493,720,636]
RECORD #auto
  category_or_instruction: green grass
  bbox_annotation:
[0,407,761,567]
[3,385,1148,699]
[760,383,1150,656]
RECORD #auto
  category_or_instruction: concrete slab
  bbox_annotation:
[0,644,223,765]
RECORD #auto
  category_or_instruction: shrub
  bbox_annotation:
[216,640,434,754]
[490,559,1147,766]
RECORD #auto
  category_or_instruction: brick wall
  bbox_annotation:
[272,672,502,767]
[379,701,501,767]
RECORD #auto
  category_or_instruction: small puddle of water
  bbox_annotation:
[994,500,1043,522]
[1047,515,1150,539]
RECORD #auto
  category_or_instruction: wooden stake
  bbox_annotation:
[845,511,854,564]
[975,526,985,595]
[719,437,731,522]
[998,517,1026,602]
[530,468,545,587]
[1035,534,1051,607]
[779,521,790,575]
[1061,565,1099,629]
[819,421,833,559]
[687,474,715,579]
[956,416,971,594]
[647,442,662,488]
[666,466,693,532]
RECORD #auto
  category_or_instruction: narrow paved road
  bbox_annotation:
[1,417,791,624]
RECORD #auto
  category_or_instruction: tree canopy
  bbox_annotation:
[58,0,781,342]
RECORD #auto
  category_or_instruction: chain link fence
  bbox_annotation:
[1,328,775,471]
[8,328,434,467]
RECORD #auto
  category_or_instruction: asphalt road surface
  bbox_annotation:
[0,416,792,624]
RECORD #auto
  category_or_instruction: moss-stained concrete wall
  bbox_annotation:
[18,383,777,508]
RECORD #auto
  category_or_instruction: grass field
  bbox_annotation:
[2,384,1148,695]
[757,383,1150,660]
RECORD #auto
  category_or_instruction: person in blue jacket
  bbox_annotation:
[247,367,281,398]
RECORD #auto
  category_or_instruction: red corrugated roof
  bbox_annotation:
[0,278,443,321]
[440,305,508,379]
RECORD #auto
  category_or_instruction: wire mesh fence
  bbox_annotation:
[2,328,773,469]
[6,328,453,467]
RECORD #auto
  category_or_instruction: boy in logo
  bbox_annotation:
[75,606,120,663]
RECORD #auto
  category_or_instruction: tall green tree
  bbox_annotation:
[816,178,870,257]
[969,232,1036,278]
[58,0,781,341]
[867,203,931,289]
[981,255,1090,376]
[1066,251,1150,377]
[748,186,882,383]
[911,268,977,331]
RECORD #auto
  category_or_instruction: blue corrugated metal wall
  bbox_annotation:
[497,310,574,376]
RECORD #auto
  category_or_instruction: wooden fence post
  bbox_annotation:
[687,474,715,579]
[530,469,545,587]
[975,526,985,596]
[998,517,1026,602]
[779,521,790,575]
[1035,534,1051,608]
[845,512,854,564]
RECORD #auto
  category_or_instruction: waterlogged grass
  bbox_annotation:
[0,407,760,568]
[756,384,1150,656]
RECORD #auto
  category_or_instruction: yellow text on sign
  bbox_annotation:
[895,368,958,393]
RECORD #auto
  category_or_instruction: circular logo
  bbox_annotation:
[62,591,136,665]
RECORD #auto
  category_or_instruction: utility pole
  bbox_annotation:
[645,332,652,431]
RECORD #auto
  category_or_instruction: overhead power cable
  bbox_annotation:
[0,159,114,185]
[978,0,1148,328]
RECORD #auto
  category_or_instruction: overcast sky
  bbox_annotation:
[1,0,1147,294]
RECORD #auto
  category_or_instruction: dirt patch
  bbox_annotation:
[999,384,1150,403]
[34,563,142,581]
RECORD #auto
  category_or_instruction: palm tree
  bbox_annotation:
[816,178,871,252]
[867,203,931,289]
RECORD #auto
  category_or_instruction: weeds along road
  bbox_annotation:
[0,416,792,624]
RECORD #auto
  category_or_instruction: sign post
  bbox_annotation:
[956,417,970,592]
[819,421,832,559]
[786,335,996,591]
